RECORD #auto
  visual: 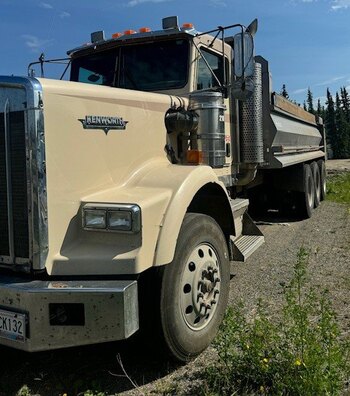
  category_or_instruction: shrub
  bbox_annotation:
[205,248,350,395]
[327,172,350,205]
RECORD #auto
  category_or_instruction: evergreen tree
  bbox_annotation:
[306,88,315,114]
[280,84,289,99]
[303,101,307,111]
[325,89,336,156]
[340,86,350,123]
[335,92,350,158]
[316,98,325,119]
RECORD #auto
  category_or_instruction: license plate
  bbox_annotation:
[0,309,26,342]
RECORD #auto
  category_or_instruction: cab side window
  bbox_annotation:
[197,49,225,90]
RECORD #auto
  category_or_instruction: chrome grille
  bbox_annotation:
[0,110,29,260]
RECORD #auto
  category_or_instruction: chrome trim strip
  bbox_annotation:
[3,99,15,262]
[29,84,48,270]
[0,76,49,271]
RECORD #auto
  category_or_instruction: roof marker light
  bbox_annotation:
[112,32,123,38]
[182,23,194,29]
[124,29,137,35]
[139,27,151,33]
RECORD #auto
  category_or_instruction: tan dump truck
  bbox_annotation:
[0,16,325,361]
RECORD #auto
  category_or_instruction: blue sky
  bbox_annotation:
[1,0,350,105]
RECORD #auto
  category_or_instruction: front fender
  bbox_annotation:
[48,158,226,275]
[147,165,228,266]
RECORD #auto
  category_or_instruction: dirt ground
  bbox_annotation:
[327,158,350,173]
[0,166,349,396]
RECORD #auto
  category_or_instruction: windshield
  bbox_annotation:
[70,39,189,91]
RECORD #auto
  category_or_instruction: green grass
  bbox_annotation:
[204,248,350,395]
[327,172,350,205]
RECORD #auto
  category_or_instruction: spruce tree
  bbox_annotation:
[335,92,350,158]
[325,89,336,157]
[340,86,350,123]
[280,84,289,99]
[316,98,325,119]
[306,88,315,114]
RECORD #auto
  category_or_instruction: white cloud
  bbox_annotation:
[22,34,53,52]
[39,2,53,9]
[127,0,173,6]
[331,0,350,9]
[292,87,308,94]
[315,76,346,86]
[209,0,227,6]
[59,11,71,18]
[297,0,350,9]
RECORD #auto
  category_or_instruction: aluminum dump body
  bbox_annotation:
[255,56,325,169]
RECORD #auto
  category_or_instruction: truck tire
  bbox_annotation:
[298,163,315,218]
[311,161,321,208]
[160,213,230,362]
[318,159,326,201]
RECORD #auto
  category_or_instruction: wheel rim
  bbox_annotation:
[307,174,314,209]
[322,168,327,197]
[180,243,221,331]
[315,170,321,203]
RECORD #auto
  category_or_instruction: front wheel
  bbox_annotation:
[160,213,230,362]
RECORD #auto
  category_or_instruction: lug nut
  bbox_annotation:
[197,292,204,302]
[211,299,217,305]
[214,277,220,284]
[214,289,219,297]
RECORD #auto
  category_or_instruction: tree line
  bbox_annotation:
[280,84,350,159]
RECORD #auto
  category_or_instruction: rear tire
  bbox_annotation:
[318,159,326,201]
[160,213,230,362]
[311,161,321,208]
[298,164,315,218]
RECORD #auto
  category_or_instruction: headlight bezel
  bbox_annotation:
[82,203,141,233]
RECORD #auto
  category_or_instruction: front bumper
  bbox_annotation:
[0,276,139,352]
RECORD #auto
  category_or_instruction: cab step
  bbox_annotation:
[230,234,265,262]
[230,210,264,262]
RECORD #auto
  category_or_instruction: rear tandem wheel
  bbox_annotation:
[298,163,315,218]
[311,161,321,208]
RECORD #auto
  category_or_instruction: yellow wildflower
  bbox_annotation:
[295,358,302,366]
[263,357,269,363]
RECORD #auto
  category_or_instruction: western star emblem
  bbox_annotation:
[79,115,128,134]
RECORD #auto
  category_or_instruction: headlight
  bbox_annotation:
[82,204,141,233]
[83,209,106,229]
[108,210,132,231]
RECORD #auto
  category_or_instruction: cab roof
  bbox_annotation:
[67,24,198,57]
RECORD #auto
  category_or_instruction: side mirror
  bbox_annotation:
[233,32,254,79]
[232,31,255,100]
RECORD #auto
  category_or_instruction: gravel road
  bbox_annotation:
[0,175,349,396]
